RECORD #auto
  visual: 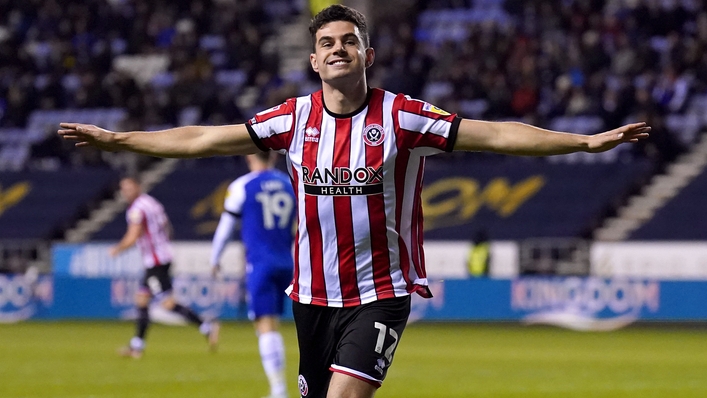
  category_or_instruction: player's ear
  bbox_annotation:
[364,47,375,69]
[310,53,319,73]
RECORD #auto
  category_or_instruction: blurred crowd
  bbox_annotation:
[370,0,707,166]
[0,0,299,127]
[1,0,706,170]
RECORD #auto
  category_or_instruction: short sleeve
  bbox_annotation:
[223,178,247,216]
[394,94,460,154]
[126,207,144,225]
[246,98,297,152]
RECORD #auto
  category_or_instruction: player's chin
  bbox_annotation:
[322,69,350,79]
[321,69,361,85]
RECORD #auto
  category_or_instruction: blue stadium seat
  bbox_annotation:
[215,70,247,88]
[0,170,118,239]
[630,168,707,240]
[422,158,653,240]
[90,159,653,242]
[666,114,701,145]
[93,162,251,241]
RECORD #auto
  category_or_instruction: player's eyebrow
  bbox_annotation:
[318,33,359,45]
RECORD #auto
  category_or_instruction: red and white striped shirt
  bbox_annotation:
[246,88,459,307]
[126,194,173,268]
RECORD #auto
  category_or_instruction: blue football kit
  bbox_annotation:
[211,169,296,319]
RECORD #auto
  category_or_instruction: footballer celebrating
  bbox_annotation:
[59,5,649,397]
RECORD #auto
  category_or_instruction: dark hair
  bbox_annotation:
[309,5,369,49]
[253,151,270,163]
[248,151,278,168]
[120,175,141,185]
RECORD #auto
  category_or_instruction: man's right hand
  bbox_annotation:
[58,123,118,151]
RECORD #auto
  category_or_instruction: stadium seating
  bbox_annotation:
[92,162,251,241]
[0,170,118,239]
[422,157,654,240]
[630,168,707,240]
[1,0,706,245]
[89,158,654,242]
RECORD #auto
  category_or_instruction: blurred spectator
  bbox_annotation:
[397,0,706,163]
[467,229,490,277]
[632,110,686,170]
[1,0,707,172]
[0,0,291,171]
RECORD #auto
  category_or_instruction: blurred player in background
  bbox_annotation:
[111,176,219,358]
[210,153,295,398]
[59,4,650,396]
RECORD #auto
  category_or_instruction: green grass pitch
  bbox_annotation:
[0,321,705,397]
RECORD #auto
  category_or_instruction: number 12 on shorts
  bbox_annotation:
[373,322,399,363]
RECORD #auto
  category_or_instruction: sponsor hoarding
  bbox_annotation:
[6,243,707,326]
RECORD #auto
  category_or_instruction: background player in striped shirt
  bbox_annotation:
[210,152,296,398]
[58,5,650,396]
[112,176,220,358]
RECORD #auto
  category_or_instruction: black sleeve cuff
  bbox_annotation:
[245,123,270,152]
[225,210,241,218]
[445,116,461,152]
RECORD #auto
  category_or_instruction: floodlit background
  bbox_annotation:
[1,0,707,397]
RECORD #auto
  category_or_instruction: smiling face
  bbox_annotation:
[310,20,374,87]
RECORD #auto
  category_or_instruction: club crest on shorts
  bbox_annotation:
[298,375,309,396]
[363,124,385,146]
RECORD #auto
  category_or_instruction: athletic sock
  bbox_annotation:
[136,307,149,340]
[258,331,287,397]
[130,336,145,351]
[172,304,203,326]
[199,322,212,335]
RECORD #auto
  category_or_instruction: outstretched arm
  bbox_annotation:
[454,119,650,155]
[210,212,239,272]
[57,123,260,158]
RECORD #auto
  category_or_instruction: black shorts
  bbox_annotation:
[293,295,411,398]
[140,263,173,296]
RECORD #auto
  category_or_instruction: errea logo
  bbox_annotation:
[305,127,320,143]
[363,124,385,146]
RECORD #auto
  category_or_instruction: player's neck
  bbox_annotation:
[128,192,141,204]
[250,164,268,172]
[321,79,368,115]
